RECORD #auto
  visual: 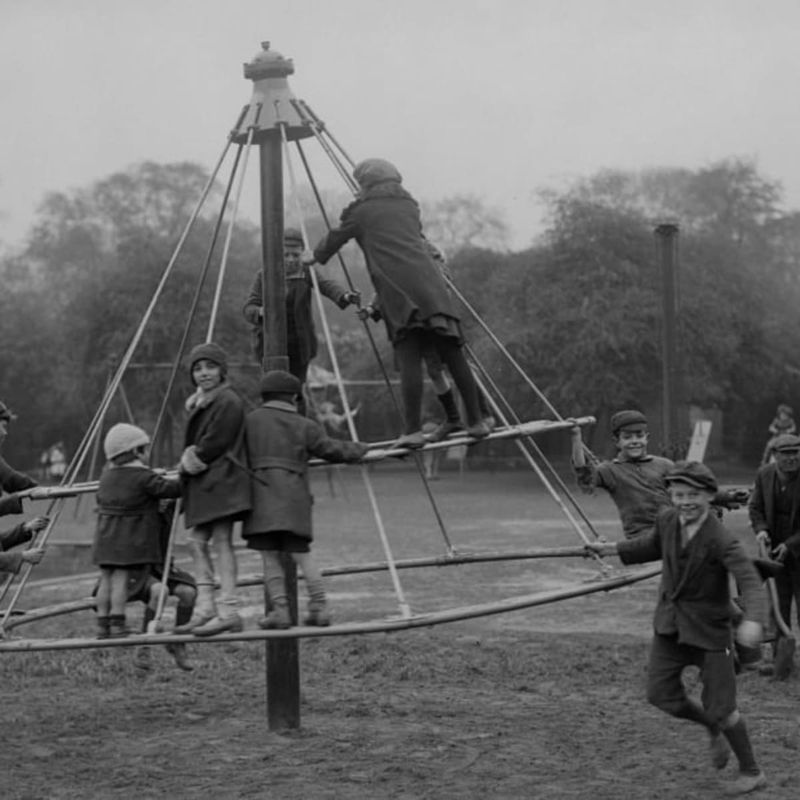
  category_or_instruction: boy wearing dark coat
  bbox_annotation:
[178,342,252,637]
[307,158,490,449]
[243,370,368,628]
[588,462,767,797]
[242,227,360,415]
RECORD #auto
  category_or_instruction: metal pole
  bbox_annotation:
[258,130,299,730]
[654,223,682,459]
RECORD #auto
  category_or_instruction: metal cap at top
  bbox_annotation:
[233,42,312,144]
[243,41,295,80]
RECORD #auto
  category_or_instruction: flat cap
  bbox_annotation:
[664,460,719,493]
[610,409,647,434]
[772,433,800,453]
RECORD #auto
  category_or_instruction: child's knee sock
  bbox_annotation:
[723,718,760,774]
[437,389,461,423]
[141,606,155,633]
[175,603,194,629]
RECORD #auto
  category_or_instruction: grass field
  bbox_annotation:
[1,464,798,799]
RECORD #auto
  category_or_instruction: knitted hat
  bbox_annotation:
[283,227,304,246]
[352,158,402,189]
[0,401,16,423]
[664,461,718,493]
[610,409,648,435]
[104,423,150,460]
[772,433,800,453]
[259,370,302,397]
[187,342,228,383]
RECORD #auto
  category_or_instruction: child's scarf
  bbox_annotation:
[185,380,230,413]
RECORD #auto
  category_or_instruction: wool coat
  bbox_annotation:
[92,464,182,567]
[0,455,37,517]
[748,462,800,556]
[243,401,368,541]
[242,267,351,366]
[313,182,460,344]
[617,507,767,650]
[182,385,252,529]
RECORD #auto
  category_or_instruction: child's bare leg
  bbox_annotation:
[165,583,195,671]
[96,569,112,617]
[109,569,128,617]
[178,526,217,630]
[212,519,239,620]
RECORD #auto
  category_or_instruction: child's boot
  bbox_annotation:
[304,595,331,627]
[304,580,331,626]
[96,615,111,640]
[108,614,130,638]
[258,600,292,630]
[258,564,292,629]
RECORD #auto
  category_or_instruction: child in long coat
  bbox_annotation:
[308,158,490,449]
[0,518,47,574]
[178,342,251,637]
[0,400,39,517]
[92,423,182,639]
[243,370,368,628]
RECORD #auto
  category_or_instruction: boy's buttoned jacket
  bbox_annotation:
[617,508,766,650]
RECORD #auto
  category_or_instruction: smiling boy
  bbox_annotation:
[588,462,768,796]
[571,409,675,539]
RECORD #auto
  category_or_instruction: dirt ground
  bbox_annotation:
[2,467,799,799]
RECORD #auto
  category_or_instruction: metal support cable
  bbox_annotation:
[296,99,357,169]
[206,125,256,342]
[281,126,411,618]
[466,344,603,541]
[152,140,245,450]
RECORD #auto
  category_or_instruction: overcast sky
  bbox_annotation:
[2,0,800,251]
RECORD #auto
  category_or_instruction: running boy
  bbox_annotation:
[587,461,767,797]
[243,370,368,628]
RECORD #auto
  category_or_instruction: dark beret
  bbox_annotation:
[610,409,648,435]
[259,370,302,397]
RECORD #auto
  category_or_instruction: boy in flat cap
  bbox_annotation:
[588,462,767,796]
[243,227,360,416]
[571,410,675,539]
[748,432,800,672]
[243,370,368,628]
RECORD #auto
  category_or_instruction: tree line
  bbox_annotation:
[1,157,797,470]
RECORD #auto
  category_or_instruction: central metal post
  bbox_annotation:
[237,41,314,732]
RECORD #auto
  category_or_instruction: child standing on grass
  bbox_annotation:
[177,342,251,637]
[587,462,767,797]
[243,370,368,629]
[92,424,182,639]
